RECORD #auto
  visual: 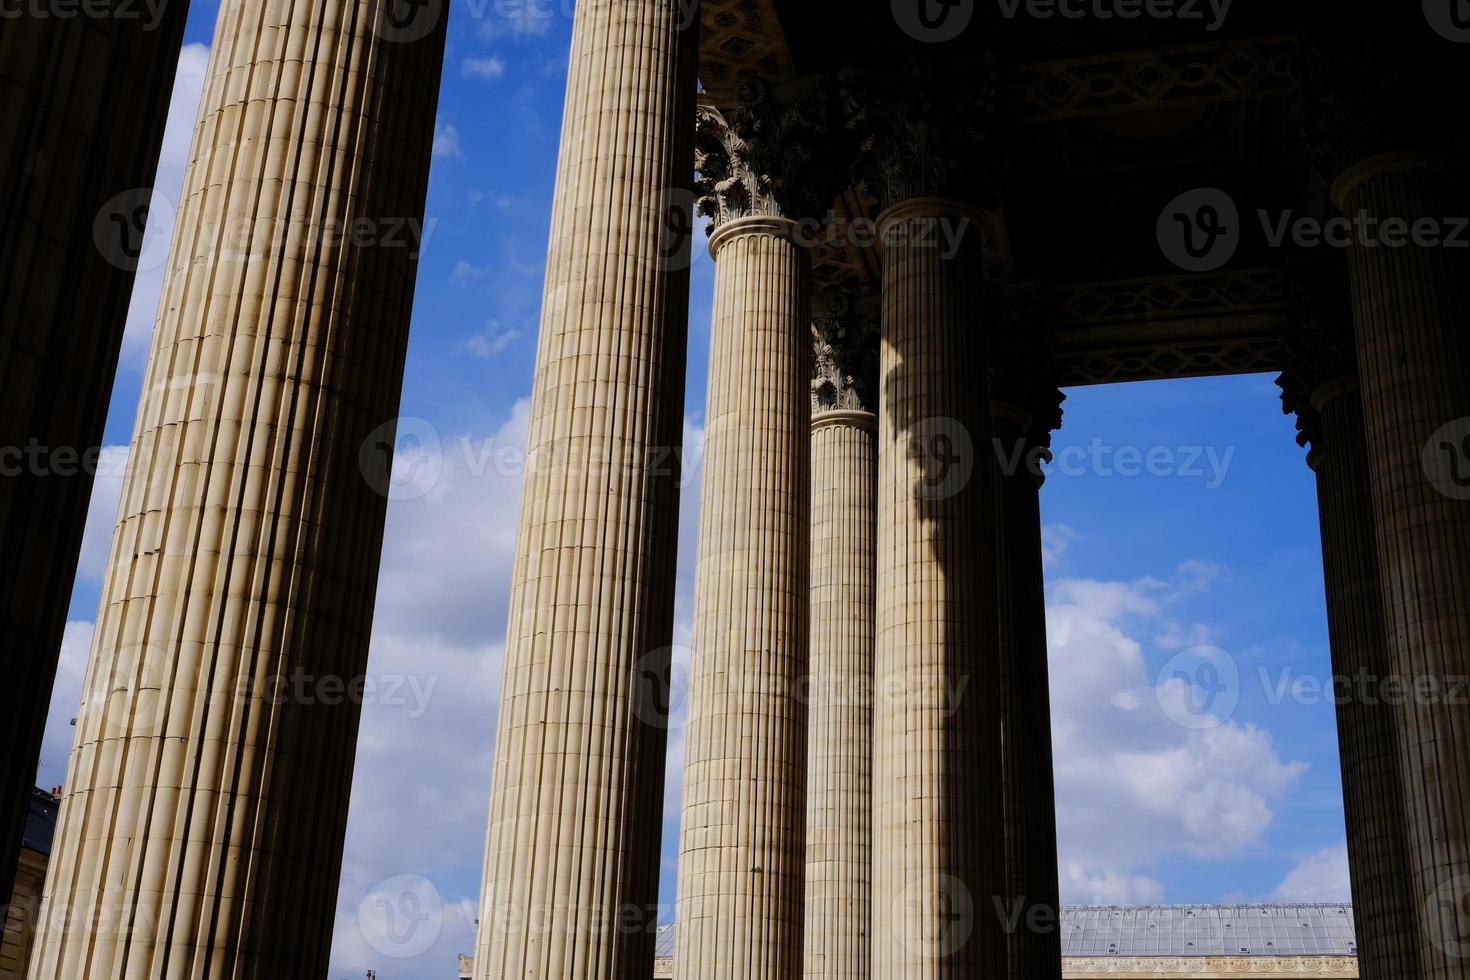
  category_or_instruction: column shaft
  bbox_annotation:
[676,217,811,980]
[872,199,1003,980]
[1311,382,1422,978]
[0,2,189,907]
[474,1,699,976]
[30,2,446,976]
[992,411,1062,979]
[1335,154,1470,979]
[803,410,877,980]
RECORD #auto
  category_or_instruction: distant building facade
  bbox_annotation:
[461,905,1359,979]
[1,790,58,980]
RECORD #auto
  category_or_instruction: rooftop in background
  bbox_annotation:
[23,788,59,856]
[1061,904,1357,958]
[647,905,1357,961]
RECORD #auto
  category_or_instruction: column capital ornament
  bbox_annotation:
[841,57,1009,212]
[812,290,879,415]
[695,78,849,231]
[1276,269,1356,453]
[990,296,1065,453]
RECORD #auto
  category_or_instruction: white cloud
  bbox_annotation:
[119,43,211,365]
[463,323,522,357]
[1041,523,1078,565]
[450,260,487,286]
[1048,566,1308,900]
[476,5,558,40]
[35,621,94,791]
[433,123,464,159]
[1275,845,1351,902]
[462,55,506,80]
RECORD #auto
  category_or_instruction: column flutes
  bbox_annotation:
[803,387,877,979]
[0,1,188,908]
[473,1,699,976]
[871,198,1003,980]
[990,343,1064,980]
[30,2,447,977]
[1333,154,1470,978]
[675,215,812,980]
[1283,356,1422,978]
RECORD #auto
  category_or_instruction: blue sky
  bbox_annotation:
[39,3,1350,977]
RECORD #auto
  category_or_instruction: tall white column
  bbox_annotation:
[676,215,812,980]
[31,2,447,976]
[473,2,699,976]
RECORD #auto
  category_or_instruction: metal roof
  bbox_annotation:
[649,905,1357,960]
[1059,904,1357,958]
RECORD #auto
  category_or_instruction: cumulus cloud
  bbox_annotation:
[1041,523,1078,565]
[1048,565,1308,900]
[1275,845,1352,902]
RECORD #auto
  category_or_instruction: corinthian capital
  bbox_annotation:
[990,295,1065,452]
[812,290,879,414]
[1276,264,1356,452]
[842,57,1008,211]
[695,78,849,230]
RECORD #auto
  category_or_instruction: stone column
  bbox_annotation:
[843,60,1009,980]
[675,213,812,980]
[871,197,1002,980]
[990,336,1064,980]
[803,310,879,980]
[1281,322,1422,978]
[29,2,447,977]
[1330,154,1470,979]
[0,1,189,908]
[473,2,699,977]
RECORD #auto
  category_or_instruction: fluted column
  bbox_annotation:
[1333,153,1470,978]
[1285,367,1422,979]
[30,2,446,977]
[0,1,189,908]
[872,198,1002,980]
[990,354,1063,980]
[473,3,699,977]
[803,406,877,980]
[676,215,812,980]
